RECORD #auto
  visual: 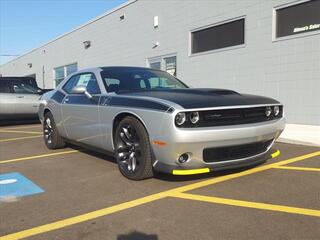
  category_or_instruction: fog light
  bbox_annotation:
[178,153,189,164]
[190,112,200,124]
[175,112,186,126]
[274,106,280,116]
[265,106,272,117]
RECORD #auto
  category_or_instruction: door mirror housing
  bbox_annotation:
[71,85,92,99]
[72,85,86,94]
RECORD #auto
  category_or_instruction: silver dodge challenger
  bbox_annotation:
[39,67,285,180]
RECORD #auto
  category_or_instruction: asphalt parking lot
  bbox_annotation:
[0,123,319,240]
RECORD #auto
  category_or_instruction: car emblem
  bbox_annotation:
[205,113,223,120]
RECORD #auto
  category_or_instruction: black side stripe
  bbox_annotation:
[65,95,100,105]
[51,91,65,103]
[101,96,170,112]
[53,94,171,112]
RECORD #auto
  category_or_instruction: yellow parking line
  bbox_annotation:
[166,151,320,194]
[0,135,42,143]
[0,150,318,240]
[0,130,42,134]
[0,150,79,164]
[0,125,40,130]
[170,192,320,217]
[0,193,168,240]
[274,166,320,172]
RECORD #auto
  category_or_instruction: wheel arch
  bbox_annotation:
[44,108,51,115]
[39,107,52,123]
[112,111,149,150]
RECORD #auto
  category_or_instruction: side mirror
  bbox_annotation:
[71,85,92,99]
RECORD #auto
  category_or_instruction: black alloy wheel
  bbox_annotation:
[43,112,66,149]
[114,116,154,180]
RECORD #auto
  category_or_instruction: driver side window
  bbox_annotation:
[62,73,101,94]
[62,75,79,94]
[12,82,39,94]
[77,73,101,94]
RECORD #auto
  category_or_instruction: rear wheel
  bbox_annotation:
[114,116,154,180]
[43,112,66,149]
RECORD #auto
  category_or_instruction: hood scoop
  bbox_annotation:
[191,88,240,95]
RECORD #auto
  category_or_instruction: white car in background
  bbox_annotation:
[0,77,47,120]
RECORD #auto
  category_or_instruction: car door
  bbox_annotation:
[10,81,40,116]
[61,72,101,146]
[0,80,16,119]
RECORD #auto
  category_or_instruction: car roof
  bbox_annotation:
[99,66,158,71]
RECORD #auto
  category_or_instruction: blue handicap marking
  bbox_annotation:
[0,172,44,199]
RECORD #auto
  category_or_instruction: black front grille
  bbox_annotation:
[178,106,283,128]
[203,139,273,163]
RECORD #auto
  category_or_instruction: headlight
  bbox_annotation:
[175,112,186,126]
[265,106,272,117]
[274,106,280,116]
[189,112,200,124]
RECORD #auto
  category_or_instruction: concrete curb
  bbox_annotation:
[278,124,320,147]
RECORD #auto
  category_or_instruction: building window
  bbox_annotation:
[275,0,320,39]
[54,63,77,86]
[149,61,161,70]
[66,63,78,76]
[148,55,177,76]
[164,56,177,77]
[191,18,245,54]
[54,66,65,85]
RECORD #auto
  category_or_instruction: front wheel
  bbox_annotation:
[43,112,66,149]
[114,116,154,180]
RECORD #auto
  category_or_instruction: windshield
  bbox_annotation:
[101,68,188,93]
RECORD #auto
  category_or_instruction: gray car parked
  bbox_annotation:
[0,77,42,120]
[39,67,285,180]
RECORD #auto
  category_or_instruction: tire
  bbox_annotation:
[114,116,154,180]
[43,111,66,149]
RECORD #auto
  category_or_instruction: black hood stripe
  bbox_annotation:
[118,88,280,109]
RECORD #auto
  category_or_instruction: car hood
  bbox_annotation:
[118,88,280,109]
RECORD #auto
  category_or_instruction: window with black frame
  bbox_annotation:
[191,18,245,54]
[54,63,78,86]
[275,0,320,38]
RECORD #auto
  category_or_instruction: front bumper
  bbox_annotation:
[152,117,285,174]
[154,149,280,175]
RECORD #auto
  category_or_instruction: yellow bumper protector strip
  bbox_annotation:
[271,150,280,158]
[172,168,210,175]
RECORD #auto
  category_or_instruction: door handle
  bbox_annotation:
[17,96,24,98]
